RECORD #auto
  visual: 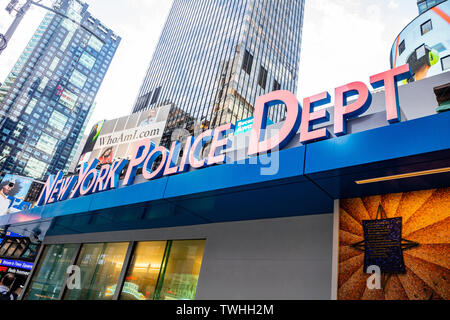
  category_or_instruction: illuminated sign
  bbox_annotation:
[77,105,171,169]
[234,117,274,135]
[0,259,33,271]
[37,64,412,207]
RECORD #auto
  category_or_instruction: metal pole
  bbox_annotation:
[0,0,33,56]
[0,0,104,57]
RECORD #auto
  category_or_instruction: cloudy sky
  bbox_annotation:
[0,0,418,132]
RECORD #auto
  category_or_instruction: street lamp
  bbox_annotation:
[0,0,104,56]
[0,0,34,55]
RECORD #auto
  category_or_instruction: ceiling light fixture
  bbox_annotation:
[355,167,450,185]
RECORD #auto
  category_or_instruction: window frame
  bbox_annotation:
[399,40,406,56]
[258,66,268,89]
[441,54,450,71]
[420,19,433,36]
[242,49,253,75]
[22,239,206,301]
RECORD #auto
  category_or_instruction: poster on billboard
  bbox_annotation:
[77,104,171,168]
[337,187,450,300]
[77,120,105,165]
[0,175,34,216]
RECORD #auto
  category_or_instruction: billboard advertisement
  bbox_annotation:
[337,187,449,300]
[77,104,171,167]
[78,119,105,163]
[0,175,33,216]
[390,1,450,82]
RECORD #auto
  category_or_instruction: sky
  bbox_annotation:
[0,0,419,133]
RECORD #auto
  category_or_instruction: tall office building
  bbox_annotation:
[132,0,305,147]
[0,0,120,181]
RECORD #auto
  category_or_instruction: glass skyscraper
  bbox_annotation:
[0,0,120,181]
[132,0,305,147]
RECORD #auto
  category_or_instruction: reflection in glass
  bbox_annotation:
[0,239,13,256]
[155,240,206,300]
[20,243,39,260]
[24,244,79,300]
[119,241,167,300]
[64,242,128,300]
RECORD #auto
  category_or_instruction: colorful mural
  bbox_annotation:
[338,187,450,300]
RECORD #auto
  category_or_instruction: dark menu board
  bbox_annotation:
[362,217,406,274]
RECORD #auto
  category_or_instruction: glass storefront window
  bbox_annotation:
[154,240,206,300]
[63,242,128,300]
[24,239,206,300]
[119,241,167,300]
[24,244,79,300]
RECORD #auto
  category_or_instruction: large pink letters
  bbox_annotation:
[370,64,411,123]
[207,123,235,165]
[300,92,330,144]
[248,90,301,155]
[334,82,372,136]
[123,139,154,186]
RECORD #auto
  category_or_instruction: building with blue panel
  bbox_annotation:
[0,0,120,181]
[0,0,448,302]
[0,70,448,300]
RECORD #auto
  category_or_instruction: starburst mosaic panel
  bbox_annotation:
[338,187,450,300]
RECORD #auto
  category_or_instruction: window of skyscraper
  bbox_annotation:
[59,89,78,109]
[24,157,47,178]
[79,52,96,70]
[49,110,68,131]
[151,86,162,105]
[88,36,104,52]
[258,66,268,89]
[24,98,37,114]
[69,70,88,88]
[37,77,49,92]
[273,80,281,91]
[242,50,254,75]
[36,133,58,155]
[49,57,60,71]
